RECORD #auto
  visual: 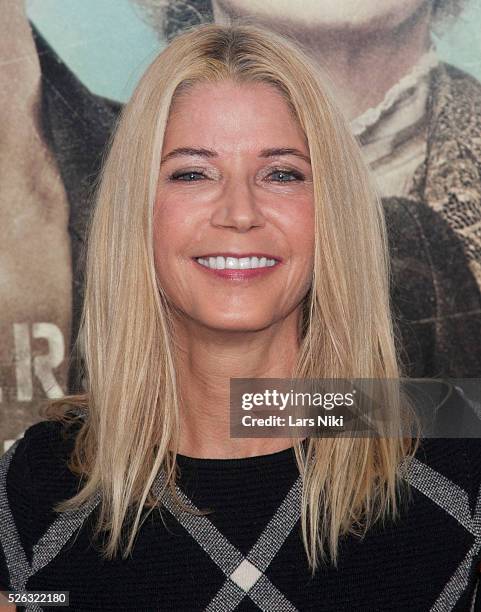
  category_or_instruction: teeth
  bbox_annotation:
[196,256,277,270]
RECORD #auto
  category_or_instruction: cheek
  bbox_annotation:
[154,197,181,245]
[278,199,315,259]
[153,195,194,259]
[152,199,186,284]
[152,210,169,277]
[275,201,315,299]
[152,196,208,306]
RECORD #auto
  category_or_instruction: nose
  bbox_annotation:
[210,178,266,232]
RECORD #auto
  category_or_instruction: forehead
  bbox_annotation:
[169,79,292,112]
[163,80,306,152]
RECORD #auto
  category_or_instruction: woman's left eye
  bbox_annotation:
[266,169,304,182]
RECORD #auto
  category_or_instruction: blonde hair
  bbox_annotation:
[43,22,420,574]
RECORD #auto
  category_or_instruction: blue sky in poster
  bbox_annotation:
[26,0,481,103]
[26,0,162,102]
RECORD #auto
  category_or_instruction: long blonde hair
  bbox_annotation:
[43,21,420,573]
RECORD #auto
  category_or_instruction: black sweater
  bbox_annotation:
[1,419,481,611]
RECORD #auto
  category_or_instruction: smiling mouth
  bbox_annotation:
[193,255,281,270]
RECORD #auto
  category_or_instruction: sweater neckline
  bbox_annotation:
[174,439,307,470]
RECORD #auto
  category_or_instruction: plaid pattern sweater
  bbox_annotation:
[1,419,481,611]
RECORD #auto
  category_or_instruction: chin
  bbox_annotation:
[196,313,276,334]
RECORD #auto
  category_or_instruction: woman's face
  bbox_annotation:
[153,80,315,333]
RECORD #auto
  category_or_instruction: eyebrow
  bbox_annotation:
[160,146,311,165]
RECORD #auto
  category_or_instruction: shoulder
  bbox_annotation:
[395,382,481,507]
[407,435,481,520]
[1,417,82,479]
[1,418,84,503]
[0,418,84,588]
[411,384,481,486]
[1,415,83,504]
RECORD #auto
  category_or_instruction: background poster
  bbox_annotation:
[1,0,481,452]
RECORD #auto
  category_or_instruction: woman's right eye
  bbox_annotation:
[169,171,206,182]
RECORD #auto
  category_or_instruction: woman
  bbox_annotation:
[1,23,480,611]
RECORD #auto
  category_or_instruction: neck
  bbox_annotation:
[211,1,433,120]
[172,309,301,458]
